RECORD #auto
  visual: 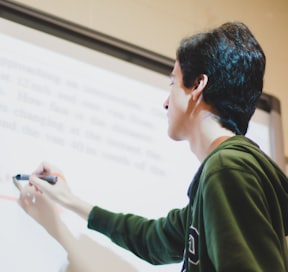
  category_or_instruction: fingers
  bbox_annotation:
[13,171,57,214]
[12,178,37,209]
[32,161,61,176]
[23,191,36,205]
[14,162,66,207]
[29,175,50,193]
[32,161,49,176]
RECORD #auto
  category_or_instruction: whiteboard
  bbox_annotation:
[0,3,285,272]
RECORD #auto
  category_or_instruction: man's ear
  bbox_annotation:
[192,74,208,101]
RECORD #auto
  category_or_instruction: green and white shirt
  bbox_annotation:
[88,136,288,271]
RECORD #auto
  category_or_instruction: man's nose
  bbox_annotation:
[163,97,169,110]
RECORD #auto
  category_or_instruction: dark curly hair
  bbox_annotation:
[176,22,266,135]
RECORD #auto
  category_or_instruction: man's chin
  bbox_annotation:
[168,130,183,141]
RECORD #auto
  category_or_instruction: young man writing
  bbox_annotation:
[14,21,288,271]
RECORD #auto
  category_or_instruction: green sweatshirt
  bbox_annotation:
[88,136,288,271]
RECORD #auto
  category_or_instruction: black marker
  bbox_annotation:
[13,174,58,184]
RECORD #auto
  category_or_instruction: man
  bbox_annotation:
[14,21,288,271]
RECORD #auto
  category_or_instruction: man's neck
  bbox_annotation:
[189,111,235,161]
